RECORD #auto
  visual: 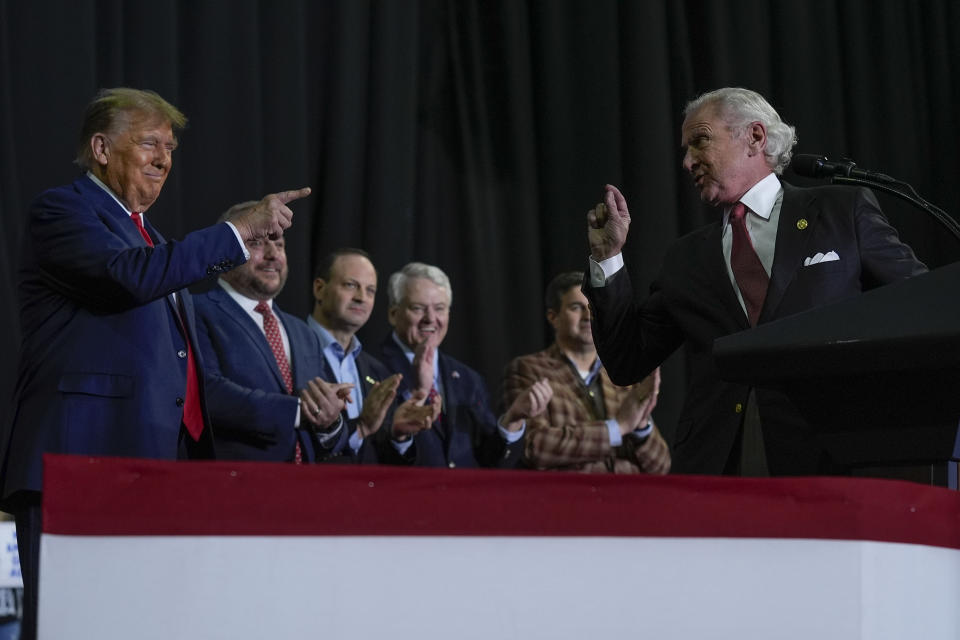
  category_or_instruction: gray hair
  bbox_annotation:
[387,262,453,307]
[218,200,259,224]
[685,87,797,174]
[76,87,188,170]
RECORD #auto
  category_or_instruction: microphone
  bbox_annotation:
[791,154,896,183]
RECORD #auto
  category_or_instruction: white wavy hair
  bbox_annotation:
[685,87,798,174]
[387,262,453,307]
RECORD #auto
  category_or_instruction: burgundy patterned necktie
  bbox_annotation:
[254,301,301,463]
[132,212,205,440]
[428,385,443,425]
[729,202,770,327]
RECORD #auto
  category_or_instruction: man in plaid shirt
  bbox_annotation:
[502,272,670,473]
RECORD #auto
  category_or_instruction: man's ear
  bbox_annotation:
[313,278,326,302]
[546,308,558,331]
[90,133,110,166]
[746,121,767,156]
[387,305,398,328]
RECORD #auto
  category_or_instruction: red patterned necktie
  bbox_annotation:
[131,213,205,440]
[254,301,301,463]
[729,202,770,327]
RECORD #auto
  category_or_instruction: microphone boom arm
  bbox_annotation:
[831,175,960,244]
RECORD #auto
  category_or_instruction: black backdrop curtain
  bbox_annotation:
[2,0,959,446]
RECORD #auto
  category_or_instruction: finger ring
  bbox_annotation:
[312,408,321,416]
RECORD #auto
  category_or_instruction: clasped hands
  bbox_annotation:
[616,368,668,473]
[299,378,353,432]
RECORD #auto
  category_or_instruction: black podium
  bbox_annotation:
[714,262,960,488]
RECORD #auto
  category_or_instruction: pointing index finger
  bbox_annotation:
[275,187,312,205]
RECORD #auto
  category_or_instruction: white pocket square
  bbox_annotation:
[803,250,840,266]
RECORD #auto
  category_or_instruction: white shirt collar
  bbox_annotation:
[725,172,781,221]
[218,278,270,314]
[86,171,136,217]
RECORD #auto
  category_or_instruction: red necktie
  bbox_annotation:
[255,301,301,463]
[131,213,205,440]
[729,202,770,327]
[131,212,153,247]
[427,385,443,428]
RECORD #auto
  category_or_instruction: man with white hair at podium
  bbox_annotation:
[584,87,927,478]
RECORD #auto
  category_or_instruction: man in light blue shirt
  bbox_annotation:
[308,249,434,459]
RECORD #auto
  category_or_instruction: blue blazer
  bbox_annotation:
[376,335,524,469]
[194,287,347,462]
[0,175,245,503]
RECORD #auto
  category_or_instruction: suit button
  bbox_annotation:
[448,461,456,469]
[176,397,184,407]
[178,350,187,358]
[734,403,743,413]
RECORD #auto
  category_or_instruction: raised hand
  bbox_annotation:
[356,374,402,439]
[231,187,312,241]
[587,184,631,261]
[615,367,661,437]
[299,378,353,431]
[502,378,553,432]
[411,331,439,394]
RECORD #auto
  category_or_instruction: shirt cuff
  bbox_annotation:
[224,221,250,260]
[497,416,525,443]
[349,428,363,453]
[607,419,653,446]
[633,421,654,440]
[606,419,622,446]
[391,437,415,456]
[315,415,344,445]
[588,253,624,286]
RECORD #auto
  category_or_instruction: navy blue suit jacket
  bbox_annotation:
[376,335,523,469]
[584,181,928,475]
[1,175,245,503]
[194,287,348,462]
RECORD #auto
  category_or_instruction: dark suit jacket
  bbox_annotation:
[0,175,245,504]
[194,286,348,462]
[313,336,392,464]
[377,335,524,468]
[584,181,927,475]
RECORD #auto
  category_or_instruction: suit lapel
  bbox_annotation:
[76,175,148,249]
[761,183,820,322]
[212,288,287,390]
[144,216,164,247]
[701,221,750,330]
[355,353,381,398]
[273,306,302,388]
[547,344,600,419]
[435,352,460,444]
[79,176,198,346]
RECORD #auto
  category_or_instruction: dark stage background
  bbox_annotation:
[2,0,959,447]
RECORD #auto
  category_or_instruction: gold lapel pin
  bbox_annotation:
[797,218,808,230]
